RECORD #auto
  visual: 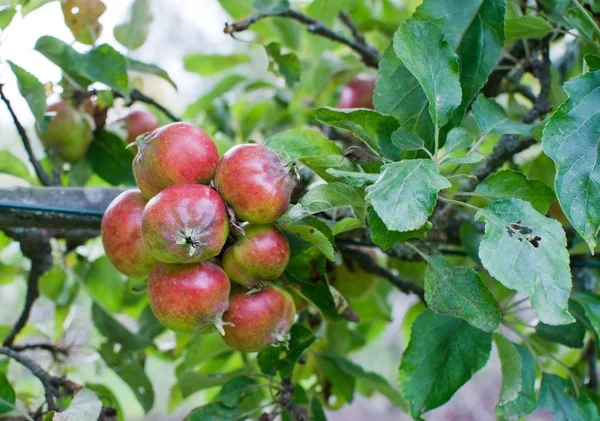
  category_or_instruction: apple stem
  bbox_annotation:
[212,314,234,337]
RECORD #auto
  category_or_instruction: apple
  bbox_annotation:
[214,144,294,224]
[101,189,156,278]
[338,75,376,109]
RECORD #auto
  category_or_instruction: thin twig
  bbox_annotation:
[0,84,56,186]
[338,12,366,45]
[224,9,380,68]
[2,236,52,347]
[583,340,598,391]
[339,245,425,300]
[130,89,181,122]
[75,88,181,122]
[11,343,68,356]
[0,346,59,411]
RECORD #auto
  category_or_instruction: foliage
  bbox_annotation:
[1,0,600,420]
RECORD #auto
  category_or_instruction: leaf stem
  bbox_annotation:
[438,196,481,211]
[404,242,430,262]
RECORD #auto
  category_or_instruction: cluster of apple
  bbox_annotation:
[101,122,298,352]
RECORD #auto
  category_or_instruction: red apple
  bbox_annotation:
[338,75,375,109]
[222,285,296,352]
[141,184,229,263]
[133,122,220,199]
[121,109,159,143]
[222,224,290,287]
[148,261,230,334]
[101,189,156,278]
[214,144,294,224]
[39,98,94,162]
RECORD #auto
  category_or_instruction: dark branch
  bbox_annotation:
[339,245,425,300]
[0,85,56,186]
[0,346,60,411]
[3,233,52,347]
[224,9,380,68]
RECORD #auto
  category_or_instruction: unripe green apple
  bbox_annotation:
[39,99,94,162]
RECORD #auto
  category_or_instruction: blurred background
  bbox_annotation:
[0,0,561,419]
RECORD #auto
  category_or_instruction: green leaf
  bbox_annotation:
[505,16,553,44]
[257,324,316,377]
[218,376,260,408]
[83,256,125,312]
[475,199,573,325]
[539,373,599,420]
[391,128,426,151]
[114,0,152,50]
[127,58,177,89]
[494,335,537,418]
[266,129,356,181]
[368,207,432,251]
[424,256,501,332]
[53,389,102,421]
[311,397,327,421]
[393,20,461,127]
[374,47,434,151]
[574,292,600,344]
[399,310,492,418]
[185,403,242,421]
[584,53,600,71]
[536,301,586,348]
[316,354,356,403]
[85,44,130,98]
[85,384,124,421]
[444,127,475,154]
[0,371,15,414]
[414,0,505,121]
[99,343,154,412]
[439,152,484,166]
[8,61,46,128]
[254,0,289,13]
[471,95,533,135]
[86,130,135,186]
[265,42,300,87]
[541,70,600,253]
[183,74,245,119]
[0,7,16,30]
[284,252,340,321]
[34,37,129,98]
[366,159,451,232]
[280,225,336,262]
[474,170,556,214]
[281,183,365,223]
[34,36,92,88]
[332,217,364,236]
[314,107,400,159]
[325,169,379,188]
[183,53,250,76]
[19,0,57,15]
[91,304,148,350]
[0,151,36,184]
